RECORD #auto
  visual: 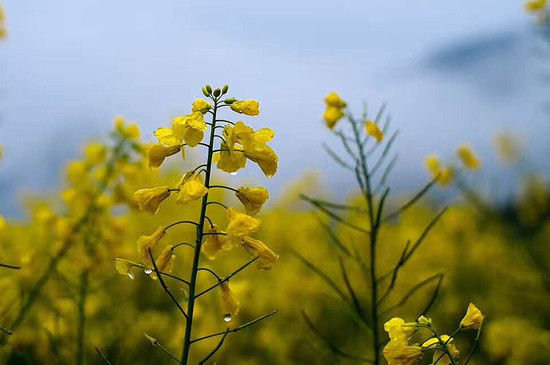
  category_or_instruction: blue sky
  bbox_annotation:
[0,1,547,216]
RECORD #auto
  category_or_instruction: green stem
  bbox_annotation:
[76,271,89,365]
[180,98,219,364]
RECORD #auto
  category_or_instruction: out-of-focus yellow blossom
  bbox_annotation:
[230,100,260,116]
[425,154,454,186]
[323,106,345,129]
[201,224,234,260]
[417,315,432,326]
[457,144,481,170]
[494,132,521,165]
[136,226,166,264]
[460,303,484,330]
[175,171,208,205]
[383,339,422,365]
[323,92,346,129]
[147,144,182,169]
[154,127,181,147]
[241,236,278,270]
[236,187,270,216]
[0,144,3,160]
[115,116,140,140]
[134,187,171,214]
[0,215,6,232]
[172,112,208,147]
[220,281,240,319]
[384,317,415,342]
[66,161,89,186]
[0,4,6,39]
[191,99,212,114]
[525,0,547,12]
[84,143,107,165]
[226,207,261,240]
[365,121,384,143]
[151,245,175,280]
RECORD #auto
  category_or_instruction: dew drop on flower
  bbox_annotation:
[223,313,232,322]
[127,272,135,280]
[144,268,153,275]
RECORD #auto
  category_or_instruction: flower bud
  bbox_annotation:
[222,85,229,94]
[224,97,236,104]
[205,85,212,94]
[213,88,221,97]
[202,86,210,97]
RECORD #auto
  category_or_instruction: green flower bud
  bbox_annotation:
[213,88,221,97]
[223,97,236,104]
[206,85,212,94]
[222,85,229,94]
[202,86,210,97]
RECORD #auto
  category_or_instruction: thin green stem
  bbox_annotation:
[180,98,219,365]
[208,185,238,193]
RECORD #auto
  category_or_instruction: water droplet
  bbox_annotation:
[127,272,135,280]
[223,313,232,322]
[144,268,153,275]
[230,171,238,176]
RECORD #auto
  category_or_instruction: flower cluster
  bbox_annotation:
[383,303,484,365]
[116,85,278,364]
[425,144,481,186]
[526,0,548,23]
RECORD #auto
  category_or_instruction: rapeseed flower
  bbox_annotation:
[192,99,212,114]
[175,171,208,205]
[172,112,208,147]
[236,187,269,216]
[136,226,166,264]
[226,207,260,240]
[323,92,346,129]
[115,116,140,140]
[365,120,384,142]
[134,187,171,214]
[241,236,278,270]
[457,144,481,170]
[220,281,240,319]
[154,127,181,147]
[151,245,175,280]
[230,100,260,116]
[460,303,484,330]
[383,339,422,365]
[0,4,6,39]
[201,224,234,260]
[526,0,547,12]
[147,144,182,168]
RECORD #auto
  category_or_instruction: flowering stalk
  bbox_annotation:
[300,93,445,364]
[123,85,279,364]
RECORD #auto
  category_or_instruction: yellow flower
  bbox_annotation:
[236,187,269,216]
[425,155,454,186]
[0,144,3,160]
[191,99,212,113]
[241,236,279,270]
[136,226,166,264]
[114,258,139,279]
[216,143,247,173]
[0,4,7,40]
[147,144,182,169]
[365,121,384,142]
[226,207,260,240]
[525,0,547,12]
[437,167,455,186]
[433,338,460,365]
[384,318,415,342]
[323,106,344,129]
[151,245,175,280]
[220,281,240,319]
[84,143,106,165]
[154,127,181,147]
[417,315,432,326]
[114,116,140,140]
[134,187,171,214]
[324,92,346,108]
[0,215,6,232]
[175,171,208,205]
[172,112,208,147]
[383,340,422,365]
[425,154,440,174]
[230,100,260,116]
[457,144,481,170]
[66,161,89,186]
[201,224,235,260]
[460,303,484,330]
[244,145,278,177]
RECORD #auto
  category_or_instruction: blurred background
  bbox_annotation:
[1,1,550,365]
[1,0,548,215]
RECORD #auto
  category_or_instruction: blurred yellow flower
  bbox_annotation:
[495,132,521,165]
[226,207,260,240]
[230,100,260,116]
[134,187,171,214]
[460,303,484,330]
[383,339,422,365]
[66,161,89,186]
[457,144,481,170]
[220,281,240,319]
[191,99,212,114]
[241,236,278,270]
[365,121,384,142]
[175,171,208,205]
[0,3,6,40]
[525,0,547,12]
[323,106,344,129]
[0,214,6,232]
[236,187,270,216]
[136,226,166,264]
[324,92,346,108]
[425,154,454,186]
[201,224,234,260]
[172,112,208,147]
[114,116,140,140]
[0,144,3,160]
[147,144,182,169]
